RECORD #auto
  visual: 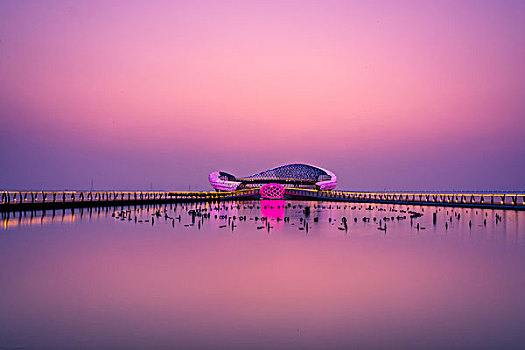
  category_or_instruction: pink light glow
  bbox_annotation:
[259,183,285,199]
[260,199,285,219]
[209,171,241,191]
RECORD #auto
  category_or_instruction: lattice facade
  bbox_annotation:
[259,183,285,199]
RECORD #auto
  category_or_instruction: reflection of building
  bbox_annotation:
[209,163,337,191]
[260,199,285,220]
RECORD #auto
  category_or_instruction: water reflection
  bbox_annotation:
[1,207,99,229]
[260,199,285,219]
[1,201,525,349]
[2,201,524,244]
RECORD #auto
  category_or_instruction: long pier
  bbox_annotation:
[0,189,258,212]
[1,189,524,212]
[286,189,525,210]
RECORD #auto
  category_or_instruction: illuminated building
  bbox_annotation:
[209,164,337,192]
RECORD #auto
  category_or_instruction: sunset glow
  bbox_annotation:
[1,0,524,190]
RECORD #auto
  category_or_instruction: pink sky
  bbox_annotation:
[1,0,524,190]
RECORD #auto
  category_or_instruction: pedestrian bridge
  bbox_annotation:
[1,188,524,212]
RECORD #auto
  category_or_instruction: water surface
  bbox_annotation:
[1,201,524,349]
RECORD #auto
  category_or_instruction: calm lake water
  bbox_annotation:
[1,200,525,349]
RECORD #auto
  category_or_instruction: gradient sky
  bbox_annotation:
[1,0,524,191]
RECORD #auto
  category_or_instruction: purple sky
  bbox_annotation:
[1,0,524,191]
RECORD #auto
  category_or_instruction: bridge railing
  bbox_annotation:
[2,189,524,209]
[0,191,172,204]
[284,188,525,207]
[0,188,260,205]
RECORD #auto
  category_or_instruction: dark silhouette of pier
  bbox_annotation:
[1,188,524,212]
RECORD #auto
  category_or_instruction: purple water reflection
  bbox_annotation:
[0,201,524,349]
[260,199,285,219]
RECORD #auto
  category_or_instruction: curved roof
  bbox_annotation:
[238,164,331,182]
